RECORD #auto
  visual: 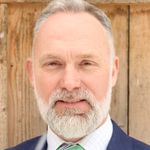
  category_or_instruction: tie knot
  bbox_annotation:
[57,143,85,150]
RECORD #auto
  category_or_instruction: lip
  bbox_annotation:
[57,99,85,103]
[55,99,88,108]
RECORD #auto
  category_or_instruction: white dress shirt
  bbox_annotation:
[47,115,113,150]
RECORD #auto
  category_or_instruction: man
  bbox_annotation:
[7,0,150,150]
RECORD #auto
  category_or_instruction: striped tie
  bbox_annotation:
[57,143,85,150]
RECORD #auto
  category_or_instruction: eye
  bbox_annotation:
[48,61,61,66]
[43,60,63,69]
[80,60,94,66]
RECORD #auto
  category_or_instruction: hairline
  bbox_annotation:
[32,1,116,62]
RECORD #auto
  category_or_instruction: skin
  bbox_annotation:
[26,12,119,141]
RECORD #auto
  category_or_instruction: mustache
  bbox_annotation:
[49,88,96,107]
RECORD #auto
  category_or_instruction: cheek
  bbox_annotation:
[34,72,59,102]
[83,72,110,102]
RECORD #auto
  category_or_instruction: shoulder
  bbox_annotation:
[130,137,150,150]
[6,136,43,150]
[108,120,150,150]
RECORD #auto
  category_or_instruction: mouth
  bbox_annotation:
[54,99,91,111]
[56,99,86,105]
[57,99,86,103]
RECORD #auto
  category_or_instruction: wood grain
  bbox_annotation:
[0,4,8,149]
[7,3,46,147]
[0,2,150,149]
[5,3,129,147]
[0,0,150,4]
[130,5,150,144]
[99,5,129,132]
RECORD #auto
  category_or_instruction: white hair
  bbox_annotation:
[33,0,115,60]
[34,85,112,139]
[32,0,116,140]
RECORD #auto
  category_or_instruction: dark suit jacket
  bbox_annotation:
[7,121,150,150]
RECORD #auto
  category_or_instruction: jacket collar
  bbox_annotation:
[32,120,132,150]
[107,120,132,150]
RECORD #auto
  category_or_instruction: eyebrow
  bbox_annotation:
[39,54,62,65]
[40,54,61,60]
[39,53,98,65]
[77,54,96,59]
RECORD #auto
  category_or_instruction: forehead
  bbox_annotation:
[36,12,108,40]
[34,12,110,58]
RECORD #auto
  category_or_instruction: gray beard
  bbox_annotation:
[35,87,112,139]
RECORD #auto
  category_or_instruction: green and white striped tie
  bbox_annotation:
[57,143,85,150]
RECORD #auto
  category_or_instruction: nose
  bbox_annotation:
[59,65,81,91]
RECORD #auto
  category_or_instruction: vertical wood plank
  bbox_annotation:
[0,1,150,148]
[130,5,150,144]
[1,0,150,4]
[99,5,129,132]
[6,3,129,147]
[0,4,8,149]
[7,4,46,147]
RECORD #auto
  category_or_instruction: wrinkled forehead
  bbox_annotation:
[37,12,108,38]
[33,12,111,59]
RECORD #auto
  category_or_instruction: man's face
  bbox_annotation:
[27,12,119,141]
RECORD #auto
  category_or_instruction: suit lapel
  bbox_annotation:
[30,134,47,150]
[30,121,132,150]
[107,120,132,150]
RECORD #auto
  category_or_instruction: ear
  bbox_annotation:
[111,56,119,87]
[26,58,34,86]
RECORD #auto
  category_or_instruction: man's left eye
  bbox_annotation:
[80,60,93,66]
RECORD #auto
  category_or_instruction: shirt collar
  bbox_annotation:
[79,115,113,150]
[47,115,113,150]
[47,126,64,150]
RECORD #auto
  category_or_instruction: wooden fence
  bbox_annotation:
[0,0,150,149]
